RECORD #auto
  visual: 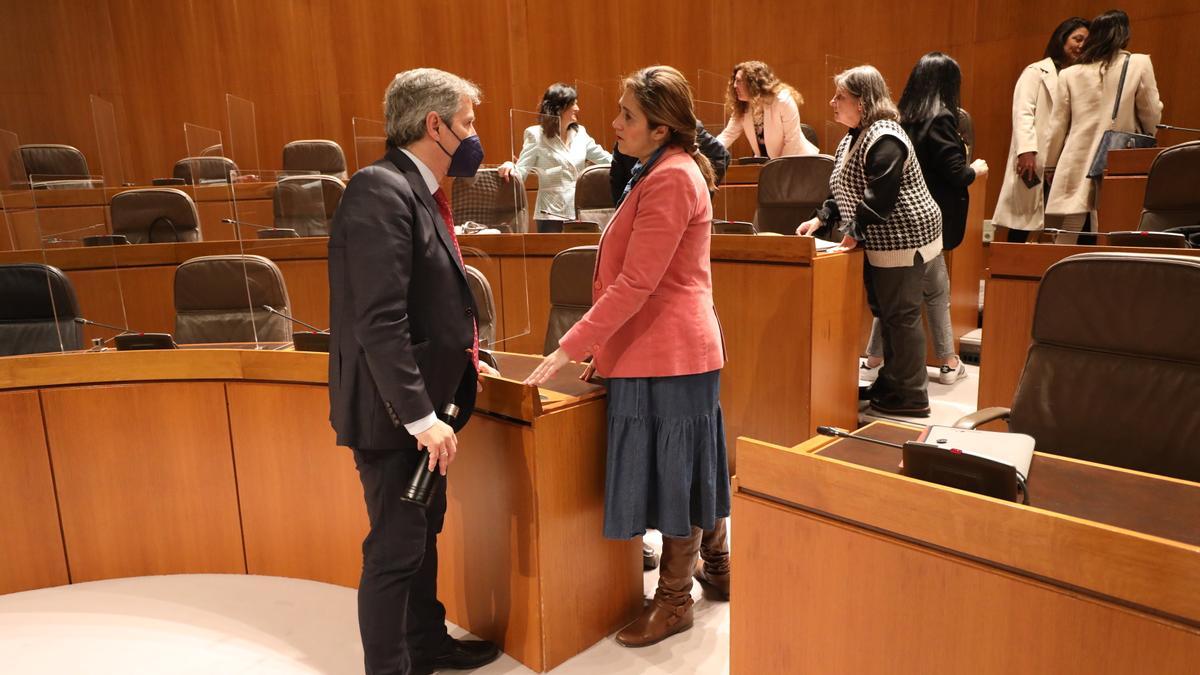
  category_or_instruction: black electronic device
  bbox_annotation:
[401,403,461,507]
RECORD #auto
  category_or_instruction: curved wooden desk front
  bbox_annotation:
[0,348,637,673]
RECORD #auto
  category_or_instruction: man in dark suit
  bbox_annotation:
[328,67,500,675]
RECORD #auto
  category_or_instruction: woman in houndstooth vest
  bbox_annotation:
[798,65,943,417]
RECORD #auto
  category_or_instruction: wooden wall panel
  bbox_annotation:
[40,381,246,582]
[0,390,70,594]
[2,1,1197,222]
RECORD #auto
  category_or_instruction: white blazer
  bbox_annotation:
[511,124,612,220]
[716,88,818,158]
[993,58,1059,232]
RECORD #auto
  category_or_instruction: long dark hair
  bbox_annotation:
[897,52,962,125]
[1078,9,1131,65]
[1044,17,1089,69]
[538,83,577,138]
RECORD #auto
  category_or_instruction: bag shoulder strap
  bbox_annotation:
[1110,54,1132,128]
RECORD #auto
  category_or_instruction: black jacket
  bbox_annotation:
[327,148,478,450]
[609,120,731,204]
[902,108,975,250]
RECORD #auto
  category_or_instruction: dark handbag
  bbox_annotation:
[1087,54,1156,178]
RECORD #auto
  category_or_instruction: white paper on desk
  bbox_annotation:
[812,237,841,251]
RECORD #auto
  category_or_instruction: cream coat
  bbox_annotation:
[716,88,818,158]
[993,58,1059,231]
[1045,52,1163,217]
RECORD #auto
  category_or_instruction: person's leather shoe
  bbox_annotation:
[642,541,659,570]
[616,528,702,648]
[410,638,501,674]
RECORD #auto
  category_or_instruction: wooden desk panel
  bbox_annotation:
[1097,175,1148,232]
[40,381,247,582]
[0,390,69,594]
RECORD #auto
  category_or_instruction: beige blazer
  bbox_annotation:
[1045,52,1163,216]
[512,124,612,220]
[716,88,818,158]
[993,58,1058,231]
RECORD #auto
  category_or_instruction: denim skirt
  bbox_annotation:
[602,369,731,540]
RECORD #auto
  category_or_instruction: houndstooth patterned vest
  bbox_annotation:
[831,119,942,268]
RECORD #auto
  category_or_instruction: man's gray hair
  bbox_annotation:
[384,68,481,149]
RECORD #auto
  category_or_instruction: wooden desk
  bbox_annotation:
[1096,147,1164,232]
[0,182,278,251]
[0,233,865,459]
[0,348,637,672]
[979,242,1200,411]
[731,422,1200,674]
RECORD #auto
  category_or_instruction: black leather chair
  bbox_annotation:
[0,263,83,355]
[755,155,835,235]
[956,252,1200,482]
[273,175,345,237]
[575,165,615,229]
[543,245,598,355]
[1106,230,1191,249]
[110,188,202,244]
[561,220,601,233]
[174,255,292,344]
[451,168,529,231]
[173,156,238,184]
[1138,140,1200,232]
[282,139,349,181]
[19,144,99,188]
[713,220,757,234]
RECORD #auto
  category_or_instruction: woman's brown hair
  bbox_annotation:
[725,60,802,119]
[622,65,716,191]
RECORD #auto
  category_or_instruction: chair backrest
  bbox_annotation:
[0,263,83,355]
[800,123,819,152]
[754,155,835,234]
[957,108,975,160]
[463,265,495,349]
[1010,252,1200,481]
[174,254,292,344]
[713,220,757,235]
[19,144,89,178]
[173,156,238,184]
[110,188,202,244]
[1139,141,1200,231]
[282,140,348,181]
[451,168,528,231]
[562,220,601,233]
[543,245,598,355]
[272,175,345,236]
[1106,231,1191,249]
[575,164,615,228]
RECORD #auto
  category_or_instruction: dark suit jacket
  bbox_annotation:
[903,108,976,250]
[328,148,479,450]
[609,120,732,204]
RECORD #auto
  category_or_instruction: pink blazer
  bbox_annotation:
[558,148,724,379]
[716,88,818,158]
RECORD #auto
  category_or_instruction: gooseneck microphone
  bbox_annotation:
[401,403,461,507]
[261,305,327,333]
[1157,123,1200,134]
[74,317,175,350]
[817,426,904,449]
[221,217,274,230]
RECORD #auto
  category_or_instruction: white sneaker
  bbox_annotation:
[938,360,967,385]
[859,359,882,384]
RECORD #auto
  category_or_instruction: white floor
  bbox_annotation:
[0,372,979,675]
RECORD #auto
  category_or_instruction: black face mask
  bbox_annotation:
[435,119,485,178]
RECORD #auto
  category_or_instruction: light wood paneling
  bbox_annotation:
[40,381,246,582]
[0,390,69,594]
[226,382,367,587]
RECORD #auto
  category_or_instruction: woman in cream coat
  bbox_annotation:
[499,83,612,231]
[716,60,818,158]
[993,17,1088,240]
[1045,10,1163,239]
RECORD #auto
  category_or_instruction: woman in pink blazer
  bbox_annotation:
[525,65,728,649]
[717,60,818,158]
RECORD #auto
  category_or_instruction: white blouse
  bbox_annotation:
[511,124,612,220]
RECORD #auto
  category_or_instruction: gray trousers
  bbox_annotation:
[867,253,954,360]
[864,252,932,408]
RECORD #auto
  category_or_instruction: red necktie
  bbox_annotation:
[433,188,479,371]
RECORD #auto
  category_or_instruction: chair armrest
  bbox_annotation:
[953,407,1011,430]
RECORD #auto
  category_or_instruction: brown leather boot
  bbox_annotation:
[616,527,702,648]
[694,517,730,600]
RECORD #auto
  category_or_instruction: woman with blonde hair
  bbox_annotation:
[717,60,818,158]
[525,65,729,648]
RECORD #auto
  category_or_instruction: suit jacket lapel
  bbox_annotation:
[387,148,468,281]
[1038,59,1058,107]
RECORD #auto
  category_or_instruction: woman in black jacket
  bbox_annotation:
[861,52,988,387]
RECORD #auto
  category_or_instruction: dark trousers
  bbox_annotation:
[353,447,452,675]
[864,252,931,408]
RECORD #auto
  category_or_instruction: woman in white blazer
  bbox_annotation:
[1045,9,1163,242]
[716,61,818,158]
[993,17,1089,241]
[499,83,612,232]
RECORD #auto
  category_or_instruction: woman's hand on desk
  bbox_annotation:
[477,360,499,392]
[831,235,858,253]
[523,348,570,387]
[497,161,517,181]
[796,217,821,236]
